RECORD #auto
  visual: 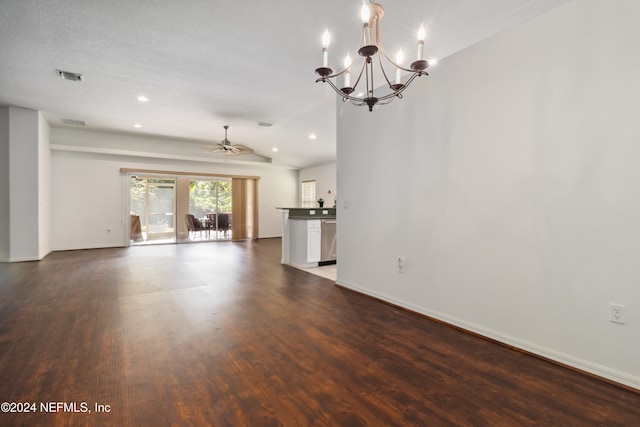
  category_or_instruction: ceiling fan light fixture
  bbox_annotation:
[203,125,254,156]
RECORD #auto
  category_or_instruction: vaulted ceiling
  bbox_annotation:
[0,0,568,169]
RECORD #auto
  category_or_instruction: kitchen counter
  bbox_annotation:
[277,207,336,219]
[277,207,337,266]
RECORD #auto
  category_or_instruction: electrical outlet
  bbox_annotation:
[397,257,405,274]
[609,303,625,324]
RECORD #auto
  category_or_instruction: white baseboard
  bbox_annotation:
[336,278,640,391]
[51,244,125,252]
[0,256,40,262]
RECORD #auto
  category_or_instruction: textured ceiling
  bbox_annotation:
[0,0,568,169]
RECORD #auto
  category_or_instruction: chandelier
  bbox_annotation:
[315,1,429,112]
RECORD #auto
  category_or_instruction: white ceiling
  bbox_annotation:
[0,0,568,169]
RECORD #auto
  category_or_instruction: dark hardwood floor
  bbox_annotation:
[0,238,638,426]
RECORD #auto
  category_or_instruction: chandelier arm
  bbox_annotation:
[318,58,426,104]
[379,71,425,101]
[401,71,426,88]
[320,77,346,97]
[325,67,349,80]
[376,50,395,88]
[349,60,367,93]
[320,76,364,103]
[371,11,391,88]
[319,59,426,103]
[374,31,428,74]
[371,12,425,81]
[317,50,368,81]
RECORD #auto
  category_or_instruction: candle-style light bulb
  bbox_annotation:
[416,23,426,60]
[343,54,352,87]
[361,3,371,46]
[344,53,352,69]
[360,3,371,23]
[395,49,404,85]
[321,29,331,67]
[322,29,331,48]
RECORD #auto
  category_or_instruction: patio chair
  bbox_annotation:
[185,214,208,240]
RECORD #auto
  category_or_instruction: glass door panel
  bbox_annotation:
[130,176,176,245]
[188,178,232,241]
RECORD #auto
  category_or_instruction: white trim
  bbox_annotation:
[123,172,131,247]
[51,243,126,252]
[0,255,45,262]
[336,278,640,391]
[50,144,298,170]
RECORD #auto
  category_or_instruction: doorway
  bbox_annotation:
[129,176,177,245]
[124,169,259,246]
[186,178,232,241]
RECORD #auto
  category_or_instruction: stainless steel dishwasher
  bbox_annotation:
[320,219,337,264]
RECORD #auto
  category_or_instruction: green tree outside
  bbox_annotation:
[189,179,232,218]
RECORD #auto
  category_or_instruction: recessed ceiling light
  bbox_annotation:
[133,123,142,128]
[429,58,438,66]
[272,147,278,152]
[137,96,149,102]
[309,134,317,140]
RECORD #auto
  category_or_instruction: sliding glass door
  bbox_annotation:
[187,178,232,241]
[130,176,176,245]
[125,170,258,245]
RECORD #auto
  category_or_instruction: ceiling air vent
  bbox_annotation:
[56,69,83,82]
[258,122,273,127]
[62,118,85,126]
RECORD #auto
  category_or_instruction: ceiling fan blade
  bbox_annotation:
[233,144,254,154]
[204,125,253,156]
[202,145,222,153]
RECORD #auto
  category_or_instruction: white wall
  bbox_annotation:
[38,112,51,259]
[299,162,336,207]
[50,128,297,250]
[0,107,49,261]
[9,108,40,260]
[0,108,9,260]
[337,0,640,389]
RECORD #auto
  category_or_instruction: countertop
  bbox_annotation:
[277,207,336,220]
[288,216,336,220]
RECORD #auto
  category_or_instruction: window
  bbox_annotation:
[301,180,316,207]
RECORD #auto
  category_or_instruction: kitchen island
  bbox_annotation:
[277,207,336,268]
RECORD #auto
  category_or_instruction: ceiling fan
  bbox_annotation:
[203,125,254,156]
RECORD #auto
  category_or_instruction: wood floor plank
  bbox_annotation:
[1,239,639,426]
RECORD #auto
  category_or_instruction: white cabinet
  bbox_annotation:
[289,219,321,268]
[306,220,321,263]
